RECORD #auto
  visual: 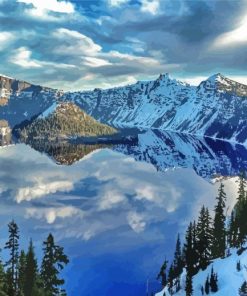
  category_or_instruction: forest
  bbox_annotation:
[0,221,69,296]
[157,173,247,296]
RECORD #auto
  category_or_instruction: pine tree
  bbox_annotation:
[173,234,183,292]
[205,276,210,295]
[209,267,218,292]
[0,260,7,296]
[41,233,69,295]
[239,281,247,295]
[235,172,247,247]
[4,220,20,296]
[18,250,26,296]
[157,258,168,287]
[24,240,38,296]
[185,273,193,296]
[167,263,174,295]
[228,211,238,248]
[237,260,241,272]
[197,206,213,270]
[184,223,195,296]
[184,223,195,274]
[192,220,199,273]
[212,183,227,259]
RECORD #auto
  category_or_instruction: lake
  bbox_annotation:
[0,129,246,295]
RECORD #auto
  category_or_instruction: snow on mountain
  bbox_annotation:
[38,102,57,119]
[156,248,247,296]
[0,75,61,127]
[64,73,247,144]
[0,73,247,144]
[113,129,247,180]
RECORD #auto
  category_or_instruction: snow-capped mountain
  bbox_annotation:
[65,73,247,144]
[0,73,247,145]
[0,74,61,127]
[113,129,247,180]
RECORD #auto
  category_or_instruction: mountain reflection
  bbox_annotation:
[24,129,247,179]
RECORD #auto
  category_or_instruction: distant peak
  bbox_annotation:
[206,73,226,83]
[158,73,171,81]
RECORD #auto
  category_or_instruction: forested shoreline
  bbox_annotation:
[0,221,69,296]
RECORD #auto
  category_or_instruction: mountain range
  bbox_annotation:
[0,73,247,144]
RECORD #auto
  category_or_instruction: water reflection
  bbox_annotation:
[24,129,247,180]
[0,130,244,295]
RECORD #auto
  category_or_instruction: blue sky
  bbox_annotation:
[0,0,247,90]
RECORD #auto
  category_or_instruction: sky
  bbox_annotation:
[0,0,247,90]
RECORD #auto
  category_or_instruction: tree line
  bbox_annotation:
[0,220,69,296]
[157,173,247,295]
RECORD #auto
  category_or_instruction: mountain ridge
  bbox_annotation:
[0,73,247,144]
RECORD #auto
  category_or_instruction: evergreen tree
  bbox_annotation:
[237,260,241,272]
[41,234,69,295]
[184,223,196,275]
[235,172,247,247]
[173,234,183,292]
[205,276,210,295]
[212,183,227,258]
[239,281,247,295]
[192,220,199,272]
[228,211,238,248]
[185,273,193,296]
[209,267,218,292]
[184,223,195,296]
[197,206,213,270]
[0,260,7,296]
[167,263,174,295]
[24,240,38,296]
[157,258,168,287]
[4,220,20,296]
[18,250,26,296]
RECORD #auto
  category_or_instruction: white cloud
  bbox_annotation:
[98,189,126,210]
[11,47,42,68]
[16,180,74,203]
[141,0,160,15]
[26,206,83,224]
[53,28,102,56]
[213,15,247,47]
[127,211,146,233]
[108,0,129,7]
[0,32,16,51]
[83,57,112,68]
[11,46,76,69]
[17,0,74,14]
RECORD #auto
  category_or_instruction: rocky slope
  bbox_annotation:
[0,74,61,127]
[64,73,247,144]
[17,102,117,140]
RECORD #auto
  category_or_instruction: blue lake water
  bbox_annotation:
[0,129,246,295]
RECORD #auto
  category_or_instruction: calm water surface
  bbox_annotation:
[0,130,246,295]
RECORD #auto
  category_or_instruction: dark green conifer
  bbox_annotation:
[4,220,20,296]
[212,183,227,258]
[41,233,69,295]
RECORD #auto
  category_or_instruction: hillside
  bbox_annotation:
[17,102,117,140]
[64,73,247,144]
[0,74,61,127]
[156,248,247,296]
